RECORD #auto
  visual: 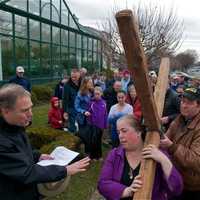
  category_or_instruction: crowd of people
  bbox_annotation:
[0,65,200,200]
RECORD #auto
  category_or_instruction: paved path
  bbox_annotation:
[89,190,105,200]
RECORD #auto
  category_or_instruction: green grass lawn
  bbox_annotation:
[47,160,103,200]
[31,104,110,200]
[31,104,50,126]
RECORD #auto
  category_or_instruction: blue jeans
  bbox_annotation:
[68,111,77,133]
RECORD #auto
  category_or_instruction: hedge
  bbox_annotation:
[31,81,57,105]
[26,126,81,154]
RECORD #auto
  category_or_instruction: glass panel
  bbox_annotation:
[52,4,60,23]
[41,43,51,76]
[29,19,40,40]
[69,32,75,47]
[61,46,69,73]
[93,39,97,52]
[77,49,81,67]
[52,45,62,77]
[88,38,93,50]
[52,0,60,8]
[88,50,93,72]
[97,40,101,52]
[15,38,28,70]
[1,36,13,79]
[61,0,68,26]
[15,15,27,38]
[29,0,40,15]
[88,51,93,62]
[0,10,12,35]
[77,34,81,48]
[69,47,76,66]
[61,29,68,46]
[30,41,40,77]
[69,14,78,29]
[41,0,50,20]
[83,36,87,49]
[82,49,87,68]
[42,23,50,42]
[52,26,60,44]
[97,53,101,67]
[6,0,27,12]
[93,52,97,66]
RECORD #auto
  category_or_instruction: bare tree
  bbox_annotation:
[175,49,199,71]
[137,3,184,65]
[100,15,125,69]
[99,2,184,69]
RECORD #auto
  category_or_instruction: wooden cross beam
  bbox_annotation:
[115,10,170,200]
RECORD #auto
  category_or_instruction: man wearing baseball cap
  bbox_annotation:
[161,87,200,200]
[9,66,31,92]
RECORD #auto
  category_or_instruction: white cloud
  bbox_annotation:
[66,0,200,54]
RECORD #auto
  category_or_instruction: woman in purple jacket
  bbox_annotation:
[98,115,183,200]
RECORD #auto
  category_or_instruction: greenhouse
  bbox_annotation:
[0,0,103,83]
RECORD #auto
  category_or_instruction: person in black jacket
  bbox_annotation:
[54,75,68,101]
[63,68,81,133]
[0,84,90,200]
[161,87,181,130]
[103,80,122,113]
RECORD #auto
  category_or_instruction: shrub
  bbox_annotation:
[32,85,53,102]
[40,135,80,153]
[44,81,58,90]
[26,126,80,153]
[31,91,38,105]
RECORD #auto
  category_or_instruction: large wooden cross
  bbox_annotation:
[116,10,170,199]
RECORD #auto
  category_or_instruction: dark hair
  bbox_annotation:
[117,114,146,141]
[71,68,80,73]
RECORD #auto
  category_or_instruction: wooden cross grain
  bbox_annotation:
[115,10,170,200]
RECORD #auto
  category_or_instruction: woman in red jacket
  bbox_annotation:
[126,84,142,122]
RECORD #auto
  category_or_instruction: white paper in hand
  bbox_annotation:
[37,146,79,166]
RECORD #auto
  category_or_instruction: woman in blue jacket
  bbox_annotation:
[74,77,94,154]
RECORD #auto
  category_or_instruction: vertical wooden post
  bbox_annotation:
[154,58,170,118]
[115,10,170,200]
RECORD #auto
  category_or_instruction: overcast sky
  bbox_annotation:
[66,0,200,55]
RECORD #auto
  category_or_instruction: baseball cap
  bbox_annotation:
[16,66,24,73]
[182,87,200,101]
[149,70,157,78]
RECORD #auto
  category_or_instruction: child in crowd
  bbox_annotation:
[48,96,67,129]
[87,86,107,160]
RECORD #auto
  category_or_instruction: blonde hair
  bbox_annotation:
[79,76,93,95]
[94,86,103,94]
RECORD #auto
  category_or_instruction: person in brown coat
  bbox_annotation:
[161,87,200,200]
